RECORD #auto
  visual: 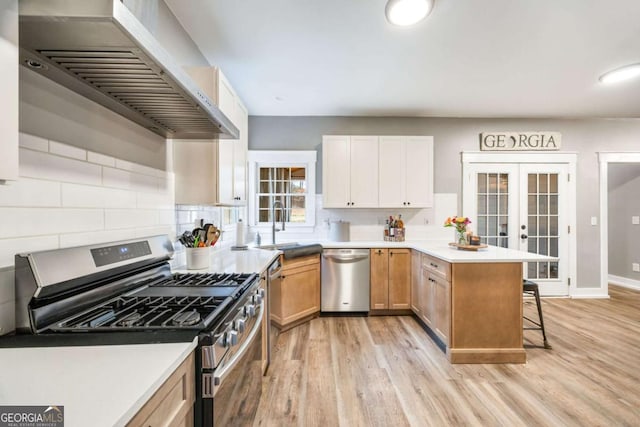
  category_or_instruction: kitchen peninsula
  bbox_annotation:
[320,240,554,363]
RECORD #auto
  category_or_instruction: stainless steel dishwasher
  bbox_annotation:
[321,248,370,312]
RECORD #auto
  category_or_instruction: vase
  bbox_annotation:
[455,229,468,245]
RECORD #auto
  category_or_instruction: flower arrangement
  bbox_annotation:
[444,216,471,245]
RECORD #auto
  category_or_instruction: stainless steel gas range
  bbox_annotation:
[9,235,264,426]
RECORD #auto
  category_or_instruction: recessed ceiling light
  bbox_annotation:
[385,0,434,26]
[599,63,640,85]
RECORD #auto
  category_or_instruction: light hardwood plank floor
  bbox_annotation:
[254,285,640,426]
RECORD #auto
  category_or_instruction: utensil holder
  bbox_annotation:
[186,247,210,270]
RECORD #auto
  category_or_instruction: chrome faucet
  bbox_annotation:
[272,200,286,245]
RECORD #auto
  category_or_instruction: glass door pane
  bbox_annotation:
[476,173,510,248]
[524,172,559,280]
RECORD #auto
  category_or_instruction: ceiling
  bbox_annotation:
[165,0,640,118]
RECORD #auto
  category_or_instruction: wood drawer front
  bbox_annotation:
[127,352,195,427]
[282,254,320,271]
[421,254,450,281]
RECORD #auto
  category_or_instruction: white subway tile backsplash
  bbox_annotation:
[104,209,159,230]
[59,229,137,249]
[19,133,48,152]
[135,225,175,239]
[0,235,59,269]
[115,159,163,178]
[0,178,61,207]
[115,159,135,171]
[20,148,102,185]
[49,140,87,161]
[0,268,15,304]
[0,208,103,238]
[137,191,174,210]
[103,167,159,192]
[176,210,192,224]
[158,209,176,225]
[62,183,136,209]
[133,163,162,177]
[133,173,160,192]
[103,167,134,190]
[87,151,116,167]
[0,300,15,337]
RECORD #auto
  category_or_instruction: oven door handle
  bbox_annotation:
[213,301,264,389]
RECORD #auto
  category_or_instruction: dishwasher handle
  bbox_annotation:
[322,254,369,262]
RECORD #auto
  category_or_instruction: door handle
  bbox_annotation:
[521,234,528,239]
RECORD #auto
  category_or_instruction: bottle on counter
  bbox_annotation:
[389,215,396,241]
[397,214,405,242]
[384,219,390,241]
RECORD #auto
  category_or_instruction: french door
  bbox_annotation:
[464,162,570,296]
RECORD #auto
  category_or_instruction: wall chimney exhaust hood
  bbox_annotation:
[19,0,239,139]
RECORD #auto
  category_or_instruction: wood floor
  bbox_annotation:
[254,285,640,426]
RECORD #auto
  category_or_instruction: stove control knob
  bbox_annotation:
[252,294,263,305]
[234,318,246,333]
[224,330,238,347]
[258,288,266,298]
[244,304,256,318]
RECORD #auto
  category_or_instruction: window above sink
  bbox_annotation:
[247,151,317,230]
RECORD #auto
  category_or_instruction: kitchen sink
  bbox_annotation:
[259,242,324,260]
[257,242,300,250]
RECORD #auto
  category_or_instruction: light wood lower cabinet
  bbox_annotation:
[412,253,451,345]
[370,248,411,311]
[270,254,320,331]
[127,352,195,427]
[410,250,421,315]
[410,251,525,363]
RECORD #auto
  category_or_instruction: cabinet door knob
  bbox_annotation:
[407,202,411,206]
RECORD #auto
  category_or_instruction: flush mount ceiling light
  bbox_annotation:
[385,0,434,26]
[599,63,640,85]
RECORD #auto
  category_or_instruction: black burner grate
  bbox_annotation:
[52,295,230,331]
[150,272,257,288]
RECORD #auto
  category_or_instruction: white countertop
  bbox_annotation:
[174,247,281,274]
[0,338,197,427]
[277,239,555,263]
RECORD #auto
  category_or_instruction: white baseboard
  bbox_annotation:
[570,287,610,299]
[608,274,640,291]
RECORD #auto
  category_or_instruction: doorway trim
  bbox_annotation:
[598,152,640,296]
[462,151,577,297]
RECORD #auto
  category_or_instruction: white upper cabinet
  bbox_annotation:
[173,140,218,205]
[0,0,18,182]
[323,135,433,209]
[323,135,378,208]
[379,136,434,208]
[180,66,247,205]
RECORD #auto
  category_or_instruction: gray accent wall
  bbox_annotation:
[249,116,640,290]
[608,163,640,280]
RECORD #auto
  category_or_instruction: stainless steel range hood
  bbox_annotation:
[19,0,239,139]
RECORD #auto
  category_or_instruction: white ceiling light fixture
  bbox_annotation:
[385,0,434,26]
[599,63,640,85]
